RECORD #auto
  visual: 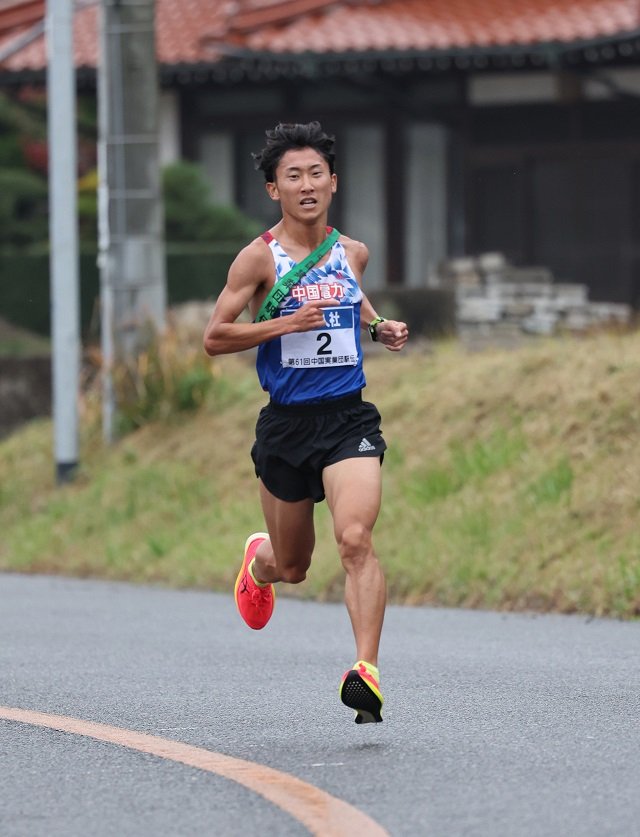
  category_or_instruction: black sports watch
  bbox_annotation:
[368,316,386,342]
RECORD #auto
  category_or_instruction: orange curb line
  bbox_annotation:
[0,705,388,837]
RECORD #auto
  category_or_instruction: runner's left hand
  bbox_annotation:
[376,320,409,351]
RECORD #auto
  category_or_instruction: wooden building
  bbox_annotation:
[2,0,640,304]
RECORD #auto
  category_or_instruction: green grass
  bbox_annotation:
[527,458,574,505]
[2,330,640,618]
[408,429,527,503]
[0,316,50,357]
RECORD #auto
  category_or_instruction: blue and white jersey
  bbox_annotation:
[256,229,366,405]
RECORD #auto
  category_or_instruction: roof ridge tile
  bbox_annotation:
[0,0,43,37]
[228,0,357,34]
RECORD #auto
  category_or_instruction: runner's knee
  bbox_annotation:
[337,522,372,568]
[279,566,308,584]
[274,550,312,585]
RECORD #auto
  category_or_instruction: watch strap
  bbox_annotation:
[368,316,386,341]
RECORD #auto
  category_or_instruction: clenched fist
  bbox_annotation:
[375,319,409,351]
[290,298,340,332]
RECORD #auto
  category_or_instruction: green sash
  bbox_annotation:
[255,227,340,322]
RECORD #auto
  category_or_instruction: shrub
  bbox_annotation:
[162,161,261,243]
[74,161,261,246]
[0,169,48,246]
[112,326,216,433]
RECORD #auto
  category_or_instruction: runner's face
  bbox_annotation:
[266,148,337,221]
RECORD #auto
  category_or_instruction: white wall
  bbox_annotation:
[584,67,640,99]
[469,72,558,105]
[199,132,235,205]
[405,123,448,287]
[342,125,386,289]
[158,90,180,164]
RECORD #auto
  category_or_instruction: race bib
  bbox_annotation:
[280,306,358,368]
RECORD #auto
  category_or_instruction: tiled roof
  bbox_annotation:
[0,1,97,71]
[1,0,639,74]
[0,0,227,71]
[220,0,640,54]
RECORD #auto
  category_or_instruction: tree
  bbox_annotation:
[162,161,261,243]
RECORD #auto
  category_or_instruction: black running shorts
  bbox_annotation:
[250,390,386,503]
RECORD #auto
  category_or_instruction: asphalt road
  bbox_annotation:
[1,572,638,836]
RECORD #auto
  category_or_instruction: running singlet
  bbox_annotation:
[256,230,366,405]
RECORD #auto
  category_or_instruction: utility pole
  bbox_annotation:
[46,0,80,483]
[98,0,166,443]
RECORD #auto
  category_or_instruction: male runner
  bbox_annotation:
[203,122,408,723]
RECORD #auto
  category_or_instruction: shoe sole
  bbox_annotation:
[340,670,383,724]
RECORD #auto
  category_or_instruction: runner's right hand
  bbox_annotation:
[290,298,339,332]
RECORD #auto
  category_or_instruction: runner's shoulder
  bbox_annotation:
[228,235,273,289]
[338,234,369,273]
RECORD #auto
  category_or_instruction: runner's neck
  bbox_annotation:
[271,218,332,258]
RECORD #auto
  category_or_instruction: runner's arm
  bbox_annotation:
[341,236,409,352]
[203,240,338,356]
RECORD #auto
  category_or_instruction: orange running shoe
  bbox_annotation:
[234,532,275,630]
[339,660,384,724]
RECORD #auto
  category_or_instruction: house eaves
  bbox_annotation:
[2,0,640,86]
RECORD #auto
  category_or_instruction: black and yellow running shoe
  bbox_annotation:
[339,660,384,724]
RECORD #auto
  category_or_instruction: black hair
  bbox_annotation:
[252,121,336,182]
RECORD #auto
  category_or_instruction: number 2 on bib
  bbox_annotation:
[280,305,358,367]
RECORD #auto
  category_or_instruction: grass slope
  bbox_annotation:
[1,332,639,618]
[0,316,50,357]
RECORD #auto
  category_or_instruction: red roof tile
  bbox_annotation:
[0,1,96,70]
[0,0,42,32]
[1,0,639,73]
[235,0,640,54]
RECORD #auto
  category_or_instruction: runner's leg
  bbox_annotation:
[322,457,385,665]
[252,479,316,585]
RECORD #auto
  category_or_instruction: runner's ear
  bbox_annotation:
[266,181,279,201]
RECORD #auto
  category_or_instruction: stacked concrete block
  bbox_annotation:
[440,252,632,339]
[587,302,632,325]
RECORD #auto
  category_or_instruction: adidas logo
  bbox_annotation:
[358,437,376,452]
